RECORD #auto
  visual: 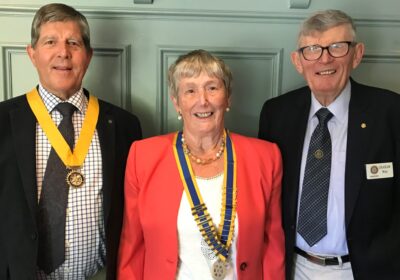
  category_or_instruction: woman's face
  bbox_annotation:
[171,71,229,137]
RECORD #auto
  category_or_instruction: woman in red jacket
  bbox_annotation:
[118,49,285,280]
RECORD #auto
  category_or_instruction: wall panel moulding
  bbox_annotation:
[289,0,311,9]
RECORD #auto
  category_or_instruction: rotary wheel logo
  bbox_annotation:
[370,165,379,174]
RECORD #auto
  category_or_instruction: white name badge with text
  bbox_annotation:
[365,162,394,180]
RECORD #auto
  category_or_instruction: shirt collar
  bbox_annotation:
[38,84,87,115]
[309,80,351,124]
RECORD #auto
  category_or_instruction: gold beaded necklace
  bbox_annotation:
[181,134,225,165]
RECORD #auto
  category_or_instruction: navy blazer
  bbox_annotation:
[0,89,142,280]
[258,79,400,280]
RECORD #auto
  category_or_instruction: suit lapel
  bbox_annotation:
[96,102,115,225]
[10,98,38,225]
[285,89,311,221]
[345,80,372,226]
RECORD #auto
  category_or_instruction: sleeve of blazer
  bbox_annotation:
[258,98,280,144]
[117,141,144,279]
[262,142,285,280]
[258,99,271,140]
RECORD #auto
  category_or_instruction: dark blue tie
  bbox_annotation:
[297,108,333,247]
[37,102,76,274]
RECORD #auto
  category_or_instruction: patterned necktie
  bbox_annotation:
[37,102,76,274]
[297,108,333,247]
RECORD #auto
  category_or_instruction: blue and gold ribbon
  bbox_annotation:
[173,130,237,261]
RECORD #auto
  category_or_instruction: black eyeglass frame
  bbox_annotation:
[297,41,357,61]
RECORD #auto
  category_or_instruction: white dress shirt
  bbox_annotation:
[296,81,351,256]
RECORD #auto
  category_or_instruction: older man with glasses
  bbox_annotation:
[259,9,400,280]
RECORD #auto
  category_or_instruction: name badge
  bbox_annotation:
[365,162,394,180]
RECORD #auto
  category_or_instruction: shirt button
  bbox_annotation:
[240,262,247,271]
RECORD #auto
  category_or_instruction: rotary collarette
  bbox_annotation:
[26,88,99,188]
[173,130,237,280]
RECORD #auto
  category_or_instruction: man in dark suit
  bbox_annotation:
[0,3,141,280]
[259,9,400,280]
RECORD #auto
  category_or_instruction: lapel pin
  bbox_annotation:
[361,123,367,128]
[314,149,324,159]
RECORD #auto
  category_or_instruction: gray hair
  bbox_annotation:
[297,9,357,46]
[30,3,91,52]
[168,49,233,98]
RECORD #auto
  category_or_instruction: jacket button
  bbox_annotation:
[240,262,247,271]
[31,233,37,240]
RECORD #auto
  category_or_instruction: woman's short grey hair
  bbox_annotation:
[30,3,91,52]
[297,9,357,46]
[168,49,233,99]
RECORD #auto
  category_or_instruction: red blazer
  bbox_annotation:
[118,132,285,280]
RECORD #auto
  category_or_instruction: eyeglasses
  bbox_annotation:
[298,41,357,61]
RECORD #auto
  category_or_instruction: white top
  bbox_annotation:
[176,173,238,280]
[296,81,350,256]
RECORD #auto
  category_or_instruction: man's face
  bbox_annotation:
[27,20,92,100]
[291,24,364,99]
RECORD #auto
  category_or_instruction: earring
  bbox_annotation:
[226,107,230,112]
[177,112,182,120]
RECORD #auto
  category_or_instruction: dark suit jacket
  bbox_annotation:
[258,79,400,280]
[0,89,142,280]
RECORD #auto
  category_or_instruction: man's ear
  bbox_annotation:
[87,47,93,62]
[291,51,304,74]
[26,45,37,67]
[83,47,94,71]
[352,42,365,69]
